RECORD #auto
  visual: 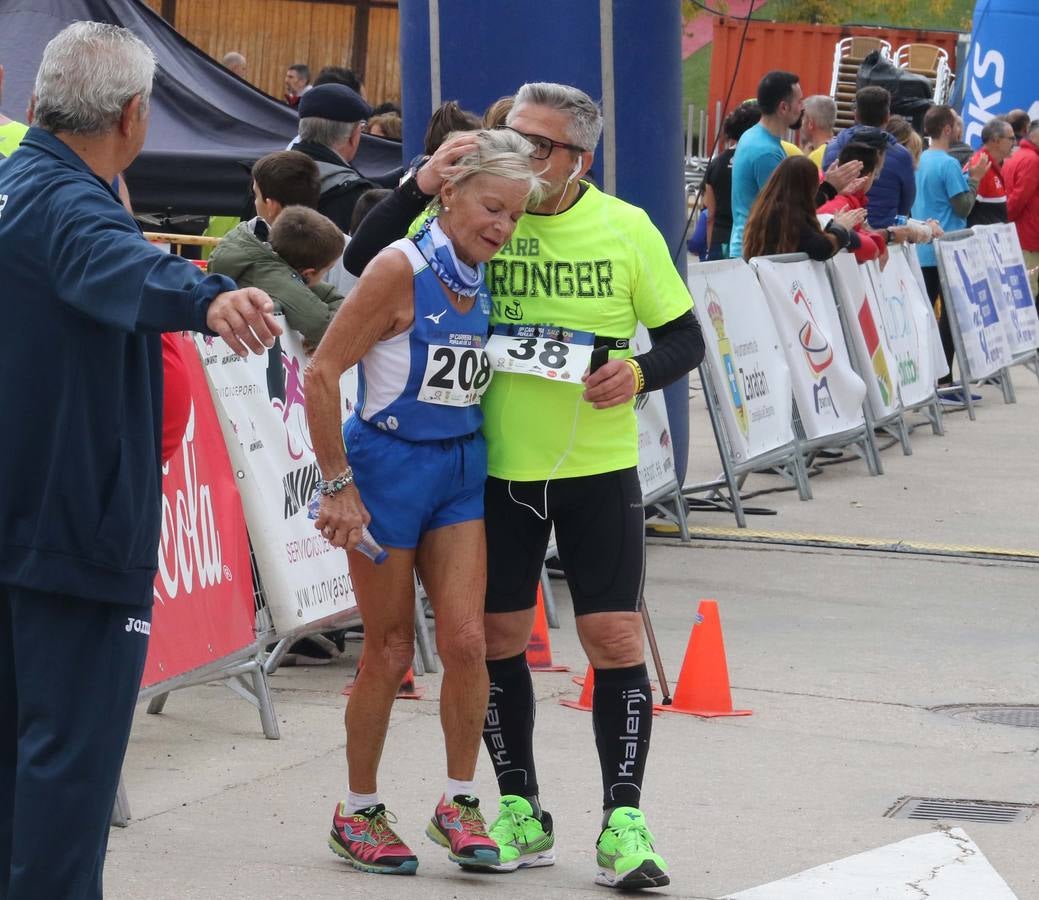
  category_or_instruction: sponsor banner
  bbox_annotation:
[196,318,359,635]
[936,234,1012,379]
[961,0,1039,148]
[688,258,794,462]
[827,252,901,419]
[975,223,1039,353]
[631,324,678,499]
[867,252,941,407]
[902,245,951,382]
[144,337,256,689]
[752,257,866,440]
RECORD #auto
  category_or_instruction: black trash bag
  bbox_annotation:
[856,49,934,102]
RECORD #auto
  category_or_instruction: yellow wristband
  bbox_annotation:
[625,358,645,393]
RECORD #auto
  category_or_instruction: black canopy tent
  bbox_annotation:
[0,0,403,216]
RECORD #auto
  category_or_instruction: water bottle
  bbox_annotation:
[894,215,908,226]
[307,490,388,564]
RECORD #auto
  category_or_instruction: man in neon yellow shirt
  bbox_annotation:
[477,83,703,891]
[0,65,29,158]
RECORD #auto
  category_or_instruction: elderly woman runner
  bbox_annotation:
[304,128,542,876]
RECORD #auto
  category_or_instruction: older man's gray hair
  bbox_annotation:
[510,82,603,153]
[803,95,837,132]
[299,117,358,148]
[981,117,1013,144]
[34,21,156,135]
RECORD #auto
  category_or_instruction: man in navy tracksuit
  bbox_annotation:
[0,22,279,899]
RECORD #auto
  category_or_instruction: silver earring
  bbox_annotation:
[442,205,451,212]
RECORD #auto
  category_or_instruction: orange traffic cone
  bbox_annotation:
[656,599,750,717]
[526,584,569,672]
[342,656,425,700]
[560,664,594,711]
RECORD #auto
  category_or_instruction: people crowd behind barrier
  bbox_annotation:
[913,104,990,398]
[821,86,916,229]
[1004,119,1039,298]
[729,70,862,259]
[0,22,280,900]
[703,103,761,260]
[801,94,836,169]
[303,127,543,877]
[742,155,865,260]
[966,118,1014,228]
[210,151,345,345]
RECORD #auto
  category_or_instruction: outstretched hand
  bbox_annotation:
[206,287,282,356]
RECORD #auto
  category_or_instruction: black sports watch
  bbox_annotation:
[397,157,435,205]
[883,226,896,244]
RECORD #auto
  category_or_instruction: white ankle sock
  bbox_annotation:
[445,777,477,801]
[347,790,380,813]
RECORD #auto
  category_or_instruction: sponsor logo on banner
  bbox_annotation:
[631,324,677,501]
[976,224,1039,354]
[144,340,256,689]
[689,259,793,462]
[964,43,1005,145]
[197,319,358,635]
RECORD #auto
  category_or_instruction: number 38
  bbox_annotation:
[507,339,570,369]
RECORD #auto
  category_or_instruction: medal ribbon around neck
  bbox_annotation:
[413,217,485,297]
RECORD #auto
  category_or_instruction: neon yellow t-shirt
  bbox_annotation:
[481,183,692,480]
[0,120,28,159]
[808,143,826,169]
[781,140,803,157]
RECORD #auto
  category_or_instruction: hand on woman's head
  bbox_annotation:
[416,133,482,196]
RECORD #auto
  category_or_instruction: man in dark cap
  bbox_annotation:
[295,83,375,232]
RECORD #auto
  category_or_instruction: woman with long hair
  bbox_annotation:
[742,155,864,260]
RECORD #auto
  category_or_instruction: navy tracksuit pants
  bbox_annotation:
[0,584,151,900]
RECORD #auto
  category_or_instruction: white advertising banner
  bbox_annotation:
[827,252,901,419]
[752,257,866,440]
[867,252,939,407]
[688,258,794,462]
[975,223,1039,354]
[902,245,951,381]
[631,324,679,501]
[196,318,359,635]
[936,235,1012,380]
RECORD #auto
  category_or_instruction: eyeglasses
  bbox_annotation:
[499,126,587,161]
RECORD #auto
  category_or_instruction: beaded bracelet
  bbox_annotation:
[316,467,354,496]
[625,357,646,394]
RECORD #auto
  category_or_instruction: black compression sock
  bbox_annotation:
[484,652,539,799]
[592,663,653,810]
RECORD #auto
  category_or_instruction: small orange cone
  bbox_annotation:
[526,585,569,672]
[342,656,425,700]
[560,664,594,710]
[656,599,750,717]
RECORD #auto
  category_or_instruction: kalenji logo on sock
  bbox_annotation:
[125,618,151,635]
[618,687,647,778]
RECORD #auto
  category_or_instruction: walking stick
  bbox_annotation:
[640,602,672,705]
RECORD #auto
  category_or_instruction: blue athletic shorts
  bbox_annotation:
[342,416,487,549]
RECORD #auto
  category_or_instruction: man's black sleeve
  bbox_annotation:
[343,187,429,276]
[320,181,374,238]
[633,310,705,393]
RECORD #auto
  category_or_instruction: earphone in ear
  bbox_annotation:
[567,157,582,183]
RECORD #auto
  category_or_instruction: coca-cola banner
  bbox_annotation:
[688,258,794,463]
[936,233,1012,380]
[143,338,256,688]
[195,319,359,635]
[827,252,901,420]
[752,257,867,440]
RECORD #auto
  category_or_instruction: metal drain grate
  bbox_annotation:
[885,796,1036,825]
[933,703,1039,728]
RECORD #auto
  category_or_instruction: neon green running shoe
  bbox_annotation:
[471,795,555,872]
[595,807,670,889]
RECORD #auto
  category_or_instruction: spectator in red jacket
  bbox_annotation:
[1003,118,1039,298]
[966,117,1015,227]
[817,141,888,264]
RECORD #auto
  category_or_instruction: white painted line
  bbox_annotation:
[725,828,1018,899]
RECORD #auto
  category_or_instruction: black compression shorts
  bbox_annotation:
[484,468,645,616]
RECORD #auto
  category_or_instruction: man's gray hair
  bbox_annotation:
[443,128,544,207]
[981,118,1013,144]
[299,117,358,148]
[509,82,603,152]
[803,95,837,132]
[34,21,156,135]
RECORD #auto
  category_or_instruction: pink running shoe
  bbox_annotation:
[425,794,501,866]
[328,802,418,875]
